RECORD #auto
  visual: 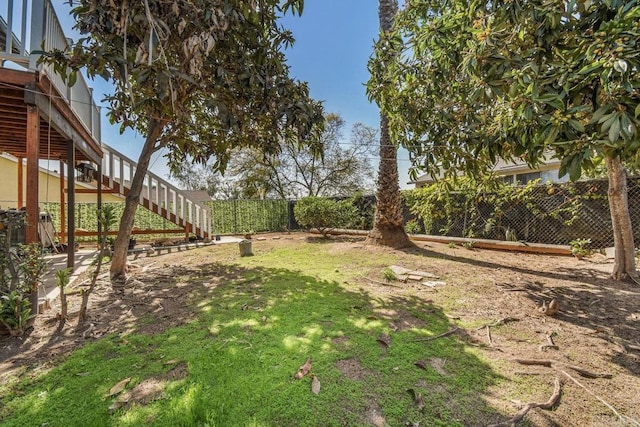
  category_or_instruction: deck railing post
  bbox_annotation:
[29,0,45,70]
[6,0,14,54]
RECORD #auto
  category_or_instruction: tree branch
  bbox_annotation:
[488,377,561,427]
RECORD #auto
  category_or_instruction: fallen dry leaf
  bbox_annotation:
[407,388,425,411]
[377,334,392,349]
[311,375,321,395]
[294,357,312,379]
[414,360,428,371]
[429,357,448,376]
[108,400,127,413]
[107,378,131,397]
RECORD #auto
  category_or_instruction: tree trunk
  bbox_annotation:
[367,115,412,248]
[605,156,636,281]
[366,0,412,249]
[110,118,166,284]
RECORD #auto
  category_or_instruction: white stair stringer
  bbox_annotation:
[100,143,211,239]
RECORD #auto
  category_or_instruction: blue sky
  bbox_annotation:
[52,1,414,190]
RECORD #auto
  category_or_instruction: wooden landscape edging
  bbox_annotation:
[319,229,573,256]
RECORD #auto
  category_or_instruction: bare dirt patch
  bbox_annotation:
[336,358,370,381]
[121,377,166,406]
[374,308,426,331]
[364,400,387,427]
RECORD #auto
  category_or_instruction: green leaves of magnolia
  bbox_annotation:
[372,0,640,181]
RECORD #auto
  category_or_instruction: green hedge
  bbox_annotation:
[205,199,289,234]
[41,202,182,241]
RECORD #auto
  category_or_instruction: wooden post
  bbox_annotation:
[17,157,24,209]
[97,162,102,242]
[67,142,75,270]
[25,106,39,244]
[59,159,66,243]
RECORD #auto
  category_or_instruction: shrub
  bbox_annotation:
[294,197,358,237]
[405,219,421,234]
[382,268,397,282]
[0,214,44,336]
[0,291,33,337]
[569,238,592,259]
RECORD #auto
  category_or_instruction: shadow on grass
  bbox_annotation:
[1,261,510,427]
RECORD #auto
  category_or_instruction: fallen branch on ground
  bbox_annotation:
[513,359,612,379]
[514,359,554,367]
[539,334,559,351]
[486,325,493,346]
[560,370,640,426]
[488,377,561,427]
[566,365,612,379]
[364,277,401,287]
[412,327,459,342]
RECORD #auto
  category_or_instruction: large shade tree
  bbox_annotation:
[45,0,323,282]
[370,0,640,279]
[366,0,412,248]
[170,113,377,199]
[237,113,377,199]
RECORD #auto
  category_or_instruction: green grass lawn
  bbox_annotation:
[0,239,502,426]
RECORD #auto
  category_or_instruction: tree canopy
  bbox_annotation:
[51,0,324,170]
[170,113,377,199]
[369,0,640,278]
[369,0,640,180]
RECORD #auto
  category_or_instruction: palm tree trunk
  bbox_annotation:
[367,0,412,249]
[110,118,165,284]
[605,156,637,281]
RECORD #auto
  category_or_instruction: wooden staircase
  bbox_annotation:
[100,143,211,239]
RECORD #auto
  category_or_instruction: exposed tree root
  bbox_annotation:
[364,277,401,287]
[514,359,553,367]
[539,334,559,351]
[474,317,519,331]
[412,327,459,342]
[513,359,613,379]
[488,377,561,427]
[565,365,612,379]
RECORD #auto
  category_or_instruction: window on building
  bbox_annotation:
[497,175,514,185]
[515,172,541,185]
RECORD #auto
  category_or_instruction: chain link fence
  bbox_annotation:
[18,176,640,249]
[40,202,182,241]
[408,177,640,249]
